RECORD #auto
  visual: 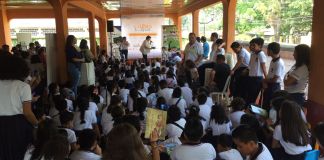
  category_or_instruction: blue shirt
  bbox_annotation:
[66,46,82,69]
[203,42,210,58]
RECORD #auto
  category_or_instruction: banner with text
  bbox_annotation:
[121,14,164,59]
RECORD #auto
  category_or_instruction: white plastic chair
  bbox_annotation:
[210,75,232,105]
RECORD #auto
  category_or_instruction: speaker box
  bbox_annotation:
[107,20,114,32]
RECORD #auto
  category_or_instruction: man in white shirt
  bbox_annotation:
[262,42,285,109]
[140,35,152,63]
[246,37,267,105]
[171,118,216,160]
[184,33,203,66]
[230,42,251,98]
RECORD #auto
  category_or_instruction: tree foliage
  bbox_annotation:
[235,0,313,42]
[180,0,313,43]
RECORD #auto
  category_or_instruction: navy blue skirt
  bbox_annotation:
[0,114,33,160]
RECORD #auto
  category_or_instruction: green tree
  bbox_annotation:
[279,0,313,43]
[235,0,268,35]
[235,0,313,44]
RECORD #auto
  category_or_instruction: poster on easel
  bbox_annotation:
[162,25,180,50]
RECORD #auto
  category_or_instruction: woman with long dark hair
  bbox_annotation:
[39,135,70,160]
[103,123,147,160]
[208,104,232,136]
[66,35,84,95]
[79,39,95,86]
[284,44,310,107]
[272,100,312,160]
[24,118,58,160]
[168,87,187,117]
[73,96,100,137]
[101,95,122,135]
[0,55,38,160]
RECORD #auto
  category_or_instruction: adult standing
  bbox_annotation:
[284,44,310,107]
[66,35,84,95]
[120,37,130,61]
[79,39,96,86]
[0,55,38,160]
[230,42,251,98]
[201,36,210,59]
[140,35,152,63]
[209,32,218,60]
[184,33,203,66]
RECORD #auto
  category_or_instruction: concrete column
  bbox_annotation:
[0,1,12,47]
[88,13,96,57]
[98,18,108,54]
[307,0,324,126]
[192,10,199,36]
[222,0,237,52]
[48,0,68,83]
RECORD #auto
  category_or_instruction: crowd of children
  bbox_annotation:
[0,32,323,160]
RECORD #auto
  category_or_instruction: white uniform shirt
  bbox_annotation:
[248,51,267,77]
[268,58,285,84]
[73,110,97,131]
[120,41,129,50]
[125,77,135,84]
[70,150,101,160]
[273,125,312,155]
[219,149,243,160]
[229,111,246,128]
[207,120,232,136]
[181,86,193,106]
[193,97,214,107]
[88,102,98,113]
[284,65,309,93]
[0,80,31,116]
[166,118,186,138]
[246,143,273,160]
[184,41,203,62]
[101,107,114,135]
[147,93,158,107]
[199,104,212,123]
[171,143,216,160]
[210,48,225,62]
[140,40,151,55]
[64,128,77,144]
[119,88,130,104]
[66,99,74,111]
[157,88,174,102]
